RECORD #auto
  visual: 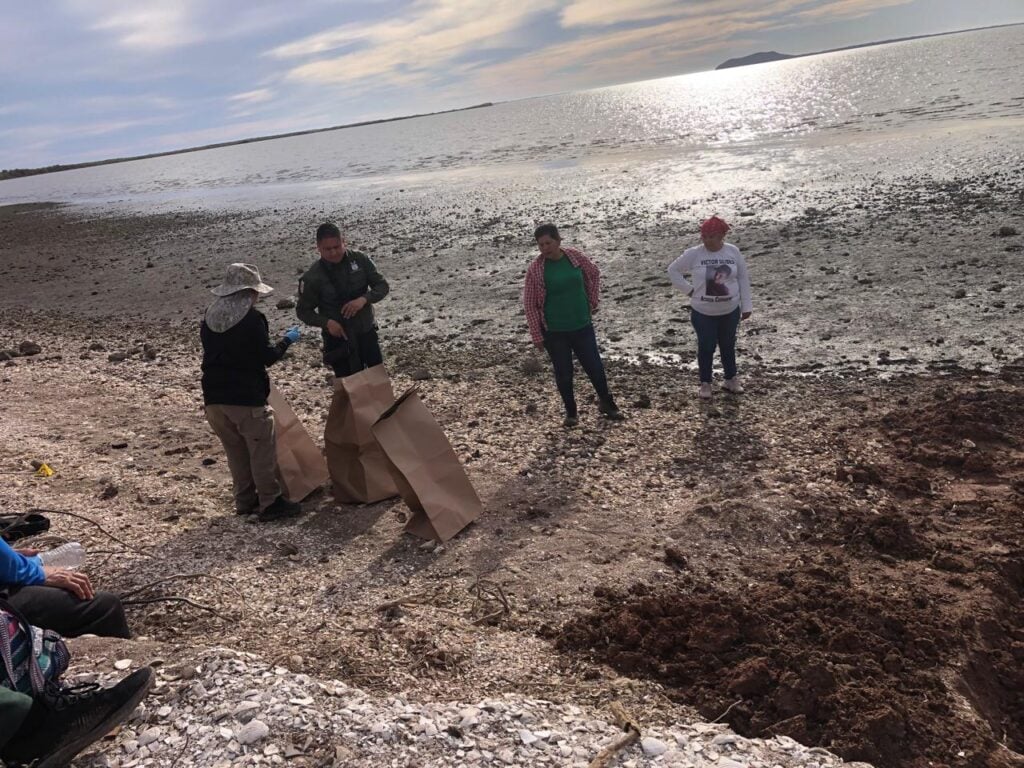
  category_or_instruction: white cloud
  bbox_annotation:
[795,0,916,20]
[470,15,772,95]
[73,1,203,51]
[561,0,690,27]
[273,0,562,86]
[230,88,275,104]
[562,0,914,28]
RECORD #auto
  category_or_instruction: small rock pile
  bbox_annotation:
[76,648,866,768]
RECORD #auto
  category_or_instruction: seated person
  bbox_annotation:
[2,663,154,766]
[1,537,130,638]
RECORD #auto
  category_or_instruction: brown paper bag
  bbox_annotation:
[268,385,329,501]
[371,389,482,542]
[324,364,399,503]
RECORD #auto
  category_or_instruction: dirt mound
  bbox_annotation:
[797,501,930,560]
[882,388,1024,474]
[558,557,1024,768]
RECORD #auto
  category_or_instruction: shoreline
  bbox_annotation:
[2,164,1022,376]
[0,102,496,181]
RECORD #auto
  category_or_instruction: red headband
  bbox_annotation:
[700,216,730,237]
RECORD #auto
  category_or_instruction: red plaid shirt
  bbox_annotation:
[522,247,601,344]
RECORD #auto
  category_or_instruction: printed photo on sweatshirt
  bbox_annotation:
[705,263,733,297]
[699,257,738,304]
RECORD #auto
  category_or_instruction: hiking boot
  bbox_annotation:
[2,667,154,768]
[235,504,259,516]
[698,383,713,399]
[563,415,579,428]
[723,377,744,394]
[258,495,302,522]
[598,400,625,421]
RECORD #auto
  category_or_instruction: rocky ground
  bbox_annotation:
[0,177,1022,768]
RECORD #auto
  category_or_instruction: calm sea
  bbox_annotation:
[2,25,1022,212]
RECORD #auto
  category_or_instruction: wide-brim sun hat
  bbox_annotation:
[210,263,274,297]
[205,263,273,333]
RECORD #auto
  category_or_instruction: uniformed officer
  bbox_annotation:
[296,222,390,378]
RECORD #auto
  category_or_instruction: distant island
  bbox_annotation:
[0,102,495,182]
[716,51,795,69]
[716,21,1023,69]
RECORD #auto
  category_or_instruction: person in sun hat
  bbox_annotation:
[201,263,303,522]
[667,216,753,400]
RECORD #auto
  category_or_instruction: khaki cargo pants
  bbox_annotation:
[205,404,281,513]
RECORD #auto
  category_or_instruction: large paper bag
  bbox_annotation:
[371,389,482,542]
[268,386,329,501]
[324,364,399,503]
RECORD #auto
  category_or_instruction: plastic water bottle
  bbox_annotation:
[38,542,85,570]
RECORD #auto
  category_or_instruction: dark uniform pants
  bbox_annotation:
[324,329,383,378]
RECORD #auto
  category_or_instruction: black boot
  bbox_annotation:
[599,398,625,421]
[2,667,154,768]
[258,495,302,522]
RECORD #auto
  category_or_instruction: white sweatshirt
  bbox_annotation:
[667,242,753,316]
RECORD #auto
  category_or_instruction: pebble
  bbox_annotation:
[236,719,270,745]
[137,727,161,747]
[68,648,857,768]
[641,736,669,756]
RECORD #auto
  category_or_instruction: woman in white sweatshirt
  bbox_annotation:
[667,216,753,399]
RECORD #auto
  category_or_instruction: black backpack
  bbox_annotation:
[0,513,50,543]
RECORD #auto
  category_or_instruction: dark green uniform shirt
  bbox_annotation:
[296,251,390,337]
[543,256,591,332]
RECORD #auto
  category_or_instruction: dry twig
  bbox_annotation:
[118,572,232,600]
[121,596,227,619]
[376,592,429,612]
[588,701,641,768]
[712,698,743,724]
[468,577,511,625]
[27,507,153,558]
[169,732,192,768]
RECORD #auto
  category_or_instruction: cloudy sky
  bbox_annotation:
[1,0,1020,169]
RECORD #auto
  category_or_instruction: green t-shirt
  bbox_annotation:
[543,256,591,332]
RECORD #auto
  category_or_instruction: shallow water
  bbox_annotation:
[2,26,1023,213]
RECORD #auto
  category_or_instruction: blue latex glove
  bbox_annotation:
[284,326,301,344]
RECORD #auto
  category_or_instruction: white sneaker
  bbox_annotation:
[723,378,744,394]
[698,383,713,399]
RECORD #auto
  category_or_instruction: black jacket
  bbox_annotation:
[295,252,389,337]
[200,308,290,406]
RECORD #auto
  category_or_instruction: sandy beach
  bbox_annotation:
[0,170,1022,767]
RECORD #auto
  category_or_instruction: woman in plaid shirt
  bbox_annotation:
[523,224,624,427]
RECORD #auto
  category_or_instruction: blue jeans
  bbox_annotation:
[691,307,740,383]
[542,324,614,417]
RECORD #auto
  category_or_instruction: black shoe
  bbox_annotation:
[563,415,579,428]
[258,495,302,522]
[2,667,155,768]
[236,504,259,516]
[598,400,625,421]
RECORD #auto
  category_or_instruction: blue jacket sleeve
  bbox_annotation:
[0,538,45,586]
